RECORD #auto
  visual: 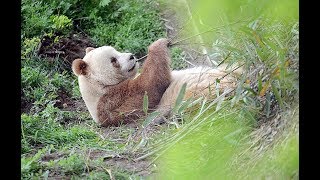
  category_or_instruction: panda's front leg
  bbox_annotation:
[138,38,172,93]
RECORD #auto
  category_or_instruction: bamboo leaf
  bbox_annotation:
[264,38,279,52]
[259,80,270,97]
[173,83,187,113]
[243,86,257,96]
[256,48,265,61]
[215,92,225,112]
[240,26,253,36]
[223,128,244,145]
[199,98,207,114]
[178,98,193,114]
[142,111,160,127]
[187,97,203,108]
[252,30,264,47]
[271,81,284,109]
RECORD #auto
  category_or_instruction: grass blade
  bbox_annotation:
[215,92,226,112]
[178,98,193,114]
[271,81,284,109]
[259,80,270,97]
[187,97,203,108]
[173,83,187,113]
[142,111,160,127]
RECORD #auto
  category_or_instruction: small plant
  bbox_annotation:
[57,153,86,174]
[21,147,47,178]
[21,37,41,59]
[50,15,72,34]
[170,47,188,70]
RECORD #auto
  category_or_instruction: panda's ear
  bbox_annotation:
[85,47,95,54]
[72,59,88,76]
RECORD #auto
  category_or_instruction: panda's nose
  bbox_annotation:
[129,54,135,61]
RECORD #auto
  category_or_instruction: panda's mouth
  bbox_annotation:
[128,64,136,72]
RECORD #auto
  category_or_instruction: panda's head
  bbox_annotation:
[72,46,139,86]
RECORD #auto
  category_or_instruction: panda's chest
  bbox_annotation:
[78,78,104,123]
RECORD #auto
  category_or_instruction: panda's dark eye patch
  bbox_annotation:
[111,57,117,63]
[111,57,120,68]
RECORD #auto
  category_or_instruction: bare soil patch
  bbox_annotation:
[104,156,152,177]
[41,152,68,162]
[38,32,96,67]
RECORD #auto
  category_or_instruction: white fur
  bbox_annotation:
[158,66,239,110]
[83,46,138,86]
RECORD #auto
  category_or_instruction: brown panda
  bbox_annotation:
[72,38,240,127]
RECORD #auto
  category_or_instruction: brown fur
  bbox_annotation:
[72,59,88,76]
[96,39,171,126]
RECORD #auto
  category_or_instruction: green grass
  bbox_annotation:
[170,47,189,70]
[88,0,165,53]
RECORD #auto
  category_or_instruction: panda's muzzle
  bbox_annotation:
[128,63,136,72]
[128,54,137,72]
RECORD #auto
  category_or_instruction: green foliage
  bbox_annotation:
[56,154,85,174]
[21,65,74,107]
[88,0,164,53]
[21,0,53,38]
[142,111,161,128]
[50,15,72,33]
[71,80,82,98]
[170,47,188,70]
[85,171,111,179]
[21,108,96,153]
[22,0,164,53]
[21,0,299,178]
[99,0,112,7]
[216,19,298,109]
[21,147,47,178]
[21,37,41,59]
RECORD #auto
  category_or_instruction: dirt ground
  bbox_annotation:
[37,32,96,69]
